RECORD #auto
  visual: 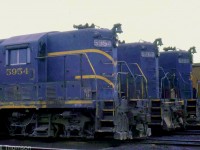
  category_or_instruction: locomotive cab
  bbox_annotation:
[0,33,48,101]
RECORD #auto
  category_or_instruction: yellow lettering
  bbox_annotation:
[6,69,12,76]
[11,68,17,75]
[17,68,23,75]
[25,68,29,74]
[6,68,29,76]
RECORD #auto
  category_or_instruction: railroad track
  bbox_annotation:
[174,130,200,135]
[0,145,64,150]
[0,133,200,150]
[0,138,119,150]
[141,137,200,147]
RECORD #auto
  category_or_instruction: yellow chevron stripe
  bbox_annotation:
[0,101,46,105]
[48,49,115,65]
[0,100,93,108]
[65,100,92,104]
[75,75,114,88]
[84,53,96,75]
[0,105,46,109]
[162,100,184,105]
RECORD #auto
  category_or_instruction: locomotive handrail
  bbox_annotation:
[117,61,135,79]
[129,63,148,98]
[116,72,129,98]
[178,72,190,85]
[117,61,137,99]
[178,71,192,98]
[159,67,173,98]
[82,53,98,99]
[134,74,147,98]
[160,72,171,98]
[129,63,147,84]
[75,53,115,88]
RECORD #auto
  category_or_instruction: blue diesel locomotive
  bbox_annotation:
[0,23,199,140]
[118,40,185,131]
[0,24,150,140]
[159,47,199,126]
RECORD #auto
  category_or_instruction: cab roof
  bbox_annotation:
[1,32,50,46]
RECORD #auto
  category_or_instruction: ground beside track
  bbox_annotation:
[0,134,199,150]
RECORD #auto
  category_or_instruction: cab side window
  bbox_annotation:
[6,48,31,65]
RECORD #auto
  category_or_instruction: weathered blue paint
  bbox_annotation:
[0,28,118,108]
[118,42,159,99]
[159,50,193,99]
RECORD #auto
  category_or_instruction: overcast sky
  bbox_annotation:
[0,0,199,62]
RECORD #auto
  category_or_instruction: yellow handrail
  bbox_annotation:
[130,63,148,98]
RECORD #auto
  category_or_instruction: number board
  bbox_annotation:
[94,39,112,47]
[141,51,155,58]
[6,68,29,76]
